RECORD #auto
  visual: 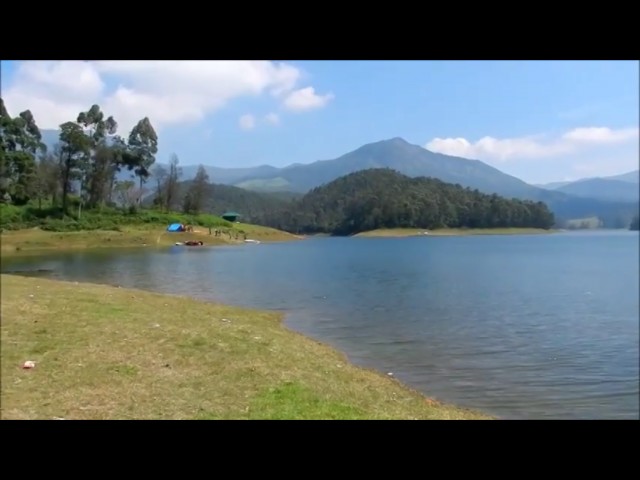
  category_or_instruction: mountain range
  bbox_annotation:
[39,129,639,226]
[535,171,639,203]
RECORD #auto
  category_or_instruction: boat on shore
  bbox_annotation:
[175,241,204,246]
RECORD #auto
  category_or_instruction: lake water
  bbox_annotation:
[3,230,638,420]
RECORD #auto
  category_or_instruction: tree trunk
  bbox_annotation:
[108,174,115,205]
[62,156,71,216]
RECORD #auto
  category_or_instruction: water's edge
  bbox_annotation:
[1,268,494,419]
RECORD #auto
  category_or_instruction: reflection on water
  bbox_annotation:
[3,230,639,419]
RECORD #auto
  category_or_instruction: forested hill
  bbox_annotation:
[261,169,556,235]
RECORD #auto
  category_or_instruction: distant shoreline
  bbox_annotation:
[353,227,557,238]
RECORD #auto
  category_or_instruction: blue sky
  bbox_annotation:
[1,60,638,184]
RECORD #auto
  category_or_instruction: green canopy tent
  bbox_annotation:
[222,212,241,222]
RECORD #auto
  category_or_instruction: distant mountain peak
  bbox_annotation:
[354,137,414,153]
[386,136,409,144]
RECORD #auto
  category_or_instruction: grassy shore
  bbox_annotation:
[0,224,302,256]
[354,227,556,238]
[0,274,490,420]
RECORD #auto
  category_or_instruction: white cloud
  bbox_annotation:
[264,112,280,125]
[238,114,256,130]
[283,86,334,112]
[425,126,639,162]
[561,126,638,143]
[2,60,328,135]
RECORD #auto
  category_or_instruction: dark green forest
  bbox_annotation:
[253,169,556,235]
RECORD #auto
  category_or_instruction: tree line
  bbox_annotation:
[0,98,212,217]
[147,168,557,235]
[145,179,299,223]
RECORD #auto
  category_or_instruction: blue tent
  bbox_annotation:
[167,223,183,232]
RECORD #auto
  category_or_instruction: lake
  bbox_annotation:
[3,230,638,420]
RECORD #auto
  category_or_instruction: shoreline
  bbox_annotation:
[0,224,304,257]
[0,226,562,257]
[0,273,491,420]
[353,227,558,238]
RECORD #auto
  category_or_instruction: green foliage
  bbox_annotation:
[3,151,37,205]
[0,100,45,205]
[0,203,231,232]
[128,117,158,188]
[259,169,556,235]
[145,180,297,224]
[1,97,162,220]
[146,170,556,236]
[76,105,119,209]
[182,165,210,214]
[564,216,603,230]
[0,98,226,235]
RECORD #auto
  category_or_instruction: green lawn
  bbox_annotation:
[1,274,490,420]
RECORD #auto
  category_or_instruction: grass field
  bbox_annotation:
[0,223,302,256]
[354,227,556,238]
[0,274,490,420]
[0,203,302,256]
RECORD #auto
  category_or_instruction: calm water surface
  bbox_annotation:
[3,230,638,419]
